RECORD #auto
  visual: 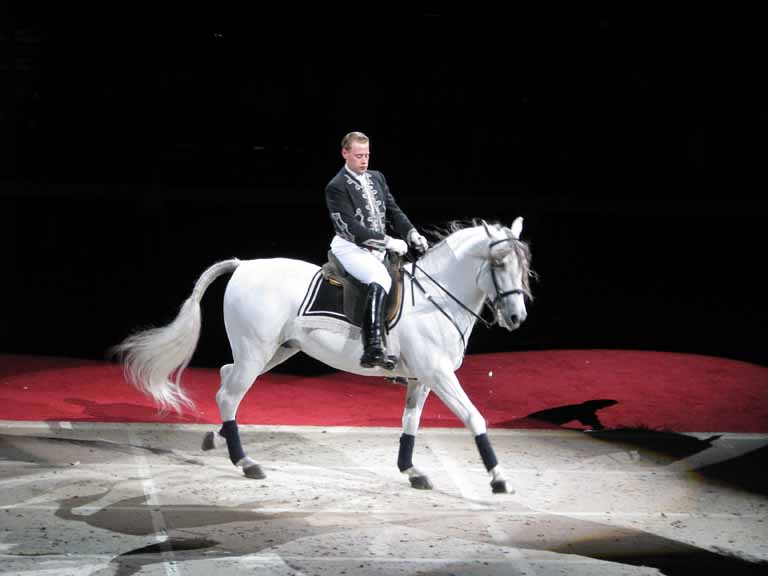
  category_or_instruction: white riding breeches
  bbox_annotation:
[330,236,392,293]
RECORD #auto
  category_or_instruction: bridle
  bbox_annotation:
[403,236,527,348]
[486,237,527,312]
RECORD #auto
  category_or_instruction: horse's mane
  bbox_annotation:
[423,219,536,298]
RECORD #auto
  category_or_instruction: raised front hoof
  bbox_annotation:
[201,431,218,451]
[409,475,433,490]
[243,464,266,480]
[491,480,512,494]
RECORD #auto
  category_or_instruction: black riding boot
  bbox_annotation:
[360,282,397,370]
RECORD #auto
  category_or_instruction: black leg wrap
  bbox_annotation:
[398,433,415,471]
[219,420,245,465]
[475,433,498,472]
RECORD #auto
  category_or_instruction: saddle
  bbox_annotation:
[320,250,403,327]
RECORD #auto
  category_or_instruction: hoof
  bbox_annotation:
[409,475,433,490]
[201,431,218,451]
[491,480,511,494]
[243,464,266,479]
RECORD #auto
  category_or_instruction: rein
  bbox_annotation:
[401,236,526,349]
[404,259,494,330]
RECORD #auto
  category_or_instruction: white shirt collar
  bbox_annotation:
[344,166,369,183]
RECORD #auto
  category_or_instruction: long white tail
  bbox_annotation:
[112,259,241,413]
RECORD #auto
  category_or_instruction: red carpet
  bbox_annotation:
[0,351,766,432]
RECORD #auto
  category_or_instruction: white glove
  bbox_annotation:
[384,236,408,255]
[408,229,429,253]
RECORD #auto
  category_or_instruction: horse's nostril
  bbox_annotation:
[509,315,519,325]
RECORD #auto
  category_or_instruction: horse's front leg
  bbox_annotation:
[426,365,511,494]
[398,379,433,490]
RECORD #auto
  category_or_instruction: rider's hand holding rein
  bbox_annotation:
[408,229,429,255]
[385,236,408,255]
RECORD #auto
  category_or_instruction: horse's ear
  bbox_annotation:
[510,217,523,239]
[482,220,493,238]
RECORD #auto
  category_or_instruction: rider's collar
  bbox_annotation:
[345,166,369,182]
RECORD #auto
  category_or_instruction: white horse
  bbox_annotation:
[113,218,533,493]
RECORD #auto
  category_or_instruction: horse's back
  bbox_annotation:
[228,257,318,295]
[223,258,319,327]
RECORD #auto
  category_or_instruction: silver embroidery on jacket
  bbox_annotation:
[353,208,365,227]
[331,212,353,241]
[362,174,386,233]
[339,172,387,246]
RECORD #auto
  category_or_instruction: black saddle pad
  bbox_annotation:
[297,270,404,330]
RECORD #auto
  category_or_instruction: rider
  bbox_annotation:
[325,131,429,369]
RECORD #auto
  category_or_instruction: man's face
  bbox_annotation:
[342,141,370,174]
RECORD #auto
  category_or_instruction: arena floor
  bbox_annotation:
[2,421,767,575]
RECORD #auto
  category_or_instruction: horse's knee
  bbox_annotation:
[402,410,420,435]
[466,411,487,436]
[405,386,421,410]
[403,382,428,435]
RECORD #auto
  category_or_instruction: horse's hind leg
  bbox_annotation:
[399,380,433,490]
[208,348,274,479]
[201,345,299,475]
[201,365,233,451]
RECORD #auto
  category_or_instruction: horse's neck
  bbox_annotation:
[444,226,488,261]
[418,228,486,314]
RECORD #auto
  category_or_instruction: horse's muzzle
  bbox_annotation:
[500,309,526,331]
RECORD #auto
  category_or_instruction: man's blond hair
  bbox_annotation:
[341,131,369,150]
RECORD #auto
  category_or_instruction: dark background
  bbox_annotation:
[1,8,765,370]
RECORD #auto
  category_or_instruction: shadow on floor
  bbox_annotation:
[496,398,619,430]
